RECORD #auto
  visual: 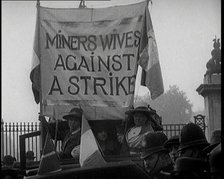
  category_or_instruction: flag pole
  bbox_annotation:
[36,0,46,150]
[36,0,42,115]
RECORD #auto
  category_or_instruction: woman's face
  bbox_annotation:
[133,112,148,126]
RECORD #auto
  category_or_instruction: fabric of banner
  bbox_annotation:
[79,114,106,167]
[30,6,41,104]
[30,0,164,119]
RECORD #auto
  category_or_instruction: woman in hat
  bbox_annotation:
[125,105,162,155]
[59,107,83,159]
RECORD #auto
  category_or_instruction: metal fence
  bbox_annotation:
[162,124,185,138]
[1,122,40,162]
[1,122,186,162]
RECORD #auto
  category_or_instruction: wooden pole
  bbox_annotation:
[36,0,46,151]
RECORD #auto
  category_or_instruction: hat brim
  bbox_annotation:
[164,140,179,148]
[202,143,220,154]
[141,147,168,159]
[177,139,209,152]
[63,113,82,120]
[125,108,153,115]
[125,109,157,124]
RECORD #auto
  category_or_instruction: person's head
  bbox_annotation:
[63,108,83,132]
[26,151,35,161]
[209,143,222,179]
[97,128,108,142]
[164,135,180,163]
[125,106,161,128]
[203,129,221,155]
[141,132,171,174]
[143,151,172,175]
[178,123,209,159]
[133,112,148,126]
[3,155,15,168]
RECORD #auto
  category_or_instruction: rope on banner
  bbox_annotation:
[36,0,40,7]
[79,0,87,8]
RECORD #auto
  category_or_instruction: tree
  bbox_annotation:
[135,85,193,124]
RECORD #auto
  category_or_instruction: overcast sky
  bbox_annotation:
[2,0,221,123]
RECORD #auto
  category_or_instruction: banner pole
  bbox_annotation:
[36,0,46,151]
[37,0,42,114]
[36,0,42,115]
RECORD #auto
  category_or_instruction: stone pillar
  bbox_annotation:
[196,74,221,141]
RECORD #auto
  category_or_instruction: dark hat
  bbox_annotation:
[26,151,35,159]
[3,155,14,165]
[164,135,180,149]
[63,108,83,120]
[203,129,221,154]
[174,157,207,172]
[178,123,209,152]
[141,132,168,159]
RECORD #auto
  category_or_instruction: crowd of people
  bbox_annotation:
[1,150,36,178]
[42,105,222,179]
[124,105,222,179]
[1,105,222,179]
[2,151,37,169]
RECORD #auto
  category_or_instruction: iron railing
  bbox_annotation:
[162,124,185,138]
[1,122,194,162]
[1,122,40,162]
